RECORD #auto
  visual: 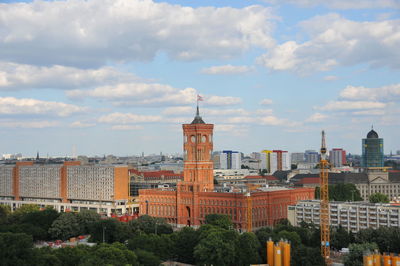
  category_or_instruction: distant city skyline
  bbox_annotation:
[0,0,399,156]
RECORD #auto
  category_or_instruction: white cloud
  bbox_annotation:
[205,95,242,106]
[0,120,59,129]
[162,106,194,116]
[306,112,328,123]
[318,101,386,111]
[323,75,339,81]
[201,65,252,75]
[70,121,96,128]
[68,84,196,106]
[98,113,162,124]
[352,110,385,116]
[255,109,273,115]
[111,125,144,130]
[260,98,273,105]
[214,124,249,137]
[340,84,400,101]
[0,62,139,90]
[263,0,400,9]
[0,0,276,67]
[68,84,241,107]
[0,97,86,117]
[258,14,400,73]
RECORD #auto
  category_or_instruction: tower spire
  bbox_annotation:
[191,95,205,124]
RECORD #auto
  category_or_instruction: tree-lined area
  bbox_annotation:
[1,205,400,266]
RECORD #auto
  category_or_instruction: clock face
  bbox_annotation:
[202,136,206,143]
[191,135,196,143]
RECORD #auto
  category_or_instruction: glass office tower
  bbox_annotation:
[362,129,384,168]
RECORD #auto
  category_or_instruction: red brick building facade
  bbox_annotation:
[139,109,314,230]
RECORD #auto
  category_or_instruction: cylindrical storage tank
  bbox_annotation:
[391,256,400,266]
[364,255,373,266]
[374,253,382,266]
[274,245,282,266]
[283,242,291,266]
[383,254,391,266]
[267,240,274,266]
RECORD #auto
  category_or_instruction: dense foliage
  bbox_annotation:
[1,205,399,265]
[369,193,389,203]
[315,183,363,201]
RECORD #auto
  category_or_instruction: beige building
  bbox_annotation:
[0,161,130,215]
[289,200,400,232]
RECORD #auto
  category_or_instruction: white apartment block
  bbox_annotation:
[0,162,131,215]
[19,165,62,199]
[288,200,400,233]
[0,166,13,197]
[67,166,114,201]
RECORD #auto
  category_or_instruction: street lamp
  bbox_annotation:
[102,225,106,243]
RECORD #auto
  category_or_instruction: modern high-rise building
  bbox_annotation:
[0,161,129,215]
[261,150,290,173]
[305,150,319,164]
[329,148,347,167]
[362,128,384,168]
[291,152,305,164]
[219,150,241,169]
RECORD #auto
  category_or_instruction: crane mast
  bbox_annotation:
[320,130,330,262]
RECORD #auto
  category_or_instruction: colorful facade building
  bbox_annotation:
[139,108,314,230]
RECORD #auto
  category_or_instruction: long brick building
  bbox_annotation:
[139,108,314,230]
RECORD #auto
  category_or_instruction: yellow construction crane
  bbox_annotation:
[246,194,252,232]
[320,130,330,263]
[245,184,260,232]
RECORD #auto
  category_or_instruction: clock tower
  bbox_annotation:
[182,106,214,192]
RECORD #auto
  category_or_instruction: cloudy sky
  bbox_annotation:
[0,0,399,157]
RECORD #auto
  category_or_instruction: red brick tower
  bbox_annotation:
[182,106,214,192]
[177,106,214,227]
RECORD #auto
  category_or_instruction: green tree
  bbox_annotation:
[20,207,60,240]
[129,215,173,235]
[0,232,33,266]
[291,245,325,266]
[204,214,233,230]
[31,247,61,266]
[76,209,101,234]
[315,184,362,201]
[369,193,389,203]
[52,246,90,266]
[194,230,237,266]
[236,232,261,266]
[171,226,199,264]
[134,249,161,266]
[331,225,351,250]
[0,205,11,224]
[82,243,139,266]
[90,218,134,243]
[344,242,378,266]
[48,212,81,240]
[12,204,40,216]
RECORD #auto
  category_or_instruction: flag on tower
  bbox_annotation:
[197,94,203,101]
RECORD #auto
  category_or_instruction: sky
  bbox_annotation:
[0,0,399,157]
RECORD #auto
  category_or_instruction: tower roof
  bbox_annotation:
[191,106,205,124]
[367,129,379,139]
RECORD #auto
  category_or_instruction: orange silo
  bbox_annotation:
[373,253,381,266]
[383,254,391,266]
[274,244,282,266]
[391,255,400,266]
[267,239,274,266]
[283,242,291,266]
